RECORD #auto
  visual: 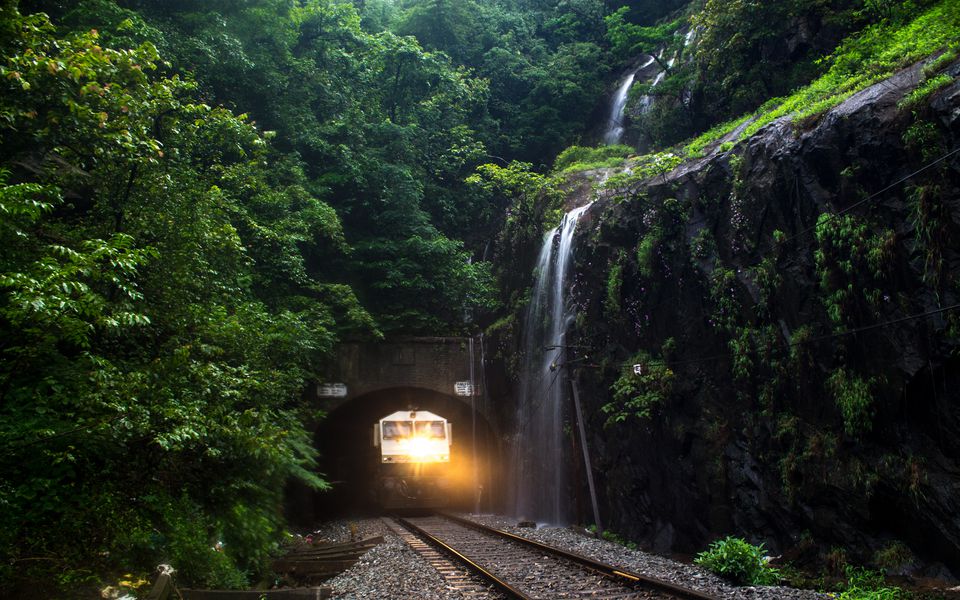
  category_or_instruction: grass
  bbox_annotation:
[837,567,906,600]
[554,144,634,173]
[685,114,754,157]
[898,72,955,109]
[683,0,960,156]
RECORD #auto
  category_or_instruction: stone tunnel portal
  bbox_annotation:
[285,338,502,524]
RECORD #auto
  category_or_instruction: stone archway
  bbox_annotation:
[316,338,499,433]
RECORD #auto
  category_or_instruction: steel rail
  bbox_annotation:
[395,516,532,600]
[438,512,722,600]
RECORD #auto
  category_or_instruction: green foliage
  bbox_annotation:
[684,1,959,155]
[604,251,625,318]
[729,328,756,383]
[386,0,613,162]
[144,495,249,589]
[907,183,950,289]
[902,119,943,161]
[922,46,960,76]
[873,542,913,573]
[684,115,753,157]
[814,214,893,330]
[468,161,563,298]
[606,7,681,64]
[694,0,861,122]
[603,351,675,424]
[898,72,953,110]
[688,228,716,265]
[746,1,958,134]
[603,152,684,191]
[838,566,906,600]
[695,536,781,586]
[827,368,876,437]
[749,257,782,320]
[353,235,497,333]
[859,0,923,23]
[554,144,633,173]
[53,0,501,335]
[0,6,365,593]
[636,226,663,279]
[708,267,740,334]
[587,525,638,550]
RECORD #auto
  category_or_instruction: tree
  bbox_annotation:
[605,6,679,71]
[0,6,369,593]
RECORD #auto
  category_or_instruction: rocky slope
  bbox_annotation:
[561,56,960,579]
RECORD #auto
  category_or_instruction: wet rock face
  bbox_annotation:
[567,58,960,576]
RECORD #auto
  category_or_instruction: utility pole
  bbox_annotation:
[469,336,480,513]
[570,375,603,537]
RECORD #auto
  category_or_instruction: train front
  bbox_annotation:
[373,410,452,510]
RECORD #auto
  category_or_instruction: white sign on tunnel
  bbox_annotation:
[317,382,348,398]
[454,381,474,396]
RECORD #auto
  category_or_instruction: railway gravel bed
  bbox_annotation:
[401,514,694,599]
[454,514,830,600]
[311,515,830,599]
[312,518,457,599]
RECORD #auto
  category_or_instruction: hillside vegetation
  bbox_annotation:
[1,0,958,597]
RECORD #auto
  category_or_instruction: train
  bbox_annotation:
[372,409,453,510]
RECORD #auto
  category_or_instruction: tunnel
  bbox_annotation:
[285,386,501,525]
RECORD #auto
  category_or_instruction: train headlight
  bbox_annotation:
[397,435,448,463]
[406,436,433,459]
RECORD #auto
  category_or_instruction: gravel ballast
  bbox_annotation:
[314,514,830,599]
[457,513,830,600]
[320,518,463,599]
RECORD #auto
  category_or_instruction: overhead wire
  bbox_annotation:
[516,348,566,434]
[778,145,960,247]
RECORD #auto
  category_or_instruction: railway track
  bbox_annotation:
[388,513,722,600]
[382,516,508,599]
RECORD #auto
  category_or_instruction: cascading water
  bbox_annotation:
[509,204,590,524]
[602,55,656,145]
[638,53,673,113]
[602,71,636,145]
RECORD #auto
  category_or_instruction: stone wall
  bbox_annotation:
[317,337,497,429]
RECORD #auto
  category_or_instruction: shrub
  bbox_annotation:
[694,536,781,586]
[838,566,905,599]
[587,525,638,550]
[827,368,876,437]
[553,144,634,172]
[605,251,625,317]
[603,351,674,424]
[873,541,912,573]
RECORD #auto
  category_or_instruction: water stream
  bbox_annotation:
[509,204,590,524]
[602,55,658,145]
[602,72,636,145]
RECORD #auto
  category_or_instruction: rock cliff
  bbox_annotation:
[562,56,960,577]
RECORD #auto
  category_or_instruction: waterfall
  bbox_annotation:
[638,54,674,114]
[509,204,590,524]
[602,56,657,145]
[602,72,636,145]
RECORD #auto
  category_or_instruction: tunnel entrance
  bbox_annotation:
[286,386,500,525]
